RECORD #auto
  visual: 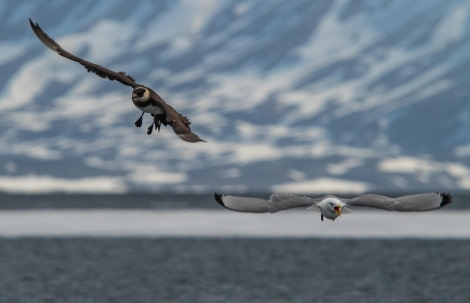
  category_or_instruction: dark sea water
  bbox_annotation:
[0,238,469,303]
[0,193,469,302]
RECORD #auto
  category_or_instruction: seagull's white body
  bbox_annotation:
[214,192,452,221]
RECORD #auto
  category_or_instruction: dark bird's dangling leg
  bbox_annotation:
[146,114,167,135]
[321,214,324,222]
[135,112,145,128]
[147,123,154,135]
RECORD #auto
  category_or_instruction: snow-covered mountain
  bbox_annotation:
[1,0,470,194]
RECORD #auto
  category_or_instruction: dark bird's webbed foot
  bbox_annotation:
[147,124,153,135]
[135,112,144,128]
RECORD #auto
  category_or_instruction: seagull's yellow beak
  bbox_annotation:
[334,205,342,217]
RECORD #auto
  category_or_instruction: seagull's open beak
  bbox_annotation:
[334,205,342,217]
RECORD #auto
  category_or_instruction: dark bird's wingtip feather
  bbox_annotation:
[29,18,38,30]
[214,193,226,208]
[29,18,40,30]
[178,133,206,143]
[439,193,452,208]
[193,137,207,143]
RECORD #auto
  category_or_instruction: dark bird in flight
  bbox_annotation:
[215,192,452,221]
[29,19,205,143]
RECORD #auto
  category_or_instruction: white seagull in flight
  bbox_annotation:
[214,192,452,221]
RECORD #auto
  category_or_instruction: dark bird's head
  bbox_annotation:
[132,87,150,105]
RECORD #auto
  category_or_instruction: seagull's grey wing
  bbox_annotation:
[345,192,452,211]
[214,193,318,213]
[29,19,138,88]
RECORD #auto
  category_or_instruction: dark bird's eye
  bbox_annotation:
[135,88,146,97]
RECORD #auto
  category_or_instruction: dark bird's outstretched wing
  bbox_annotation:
[162,103,206,143]
[29,18,138,88]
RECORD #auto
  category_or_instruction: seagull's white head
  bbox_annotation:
[317,198,347,221]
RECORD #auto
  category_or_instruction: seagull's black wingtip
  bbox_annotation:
[214,193,226,208]
[439,193,452,208]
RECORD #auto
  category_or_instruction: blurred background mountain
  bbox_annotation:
[1,0,469,194]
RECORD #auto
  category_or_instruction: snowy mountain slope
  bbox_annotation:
[0,0,469,193]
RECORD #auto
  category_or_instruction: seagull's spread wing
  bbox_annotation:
[344,192,452,211]
[162,103,206,143]
[214,193,319,213]
[29,19,138,88]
